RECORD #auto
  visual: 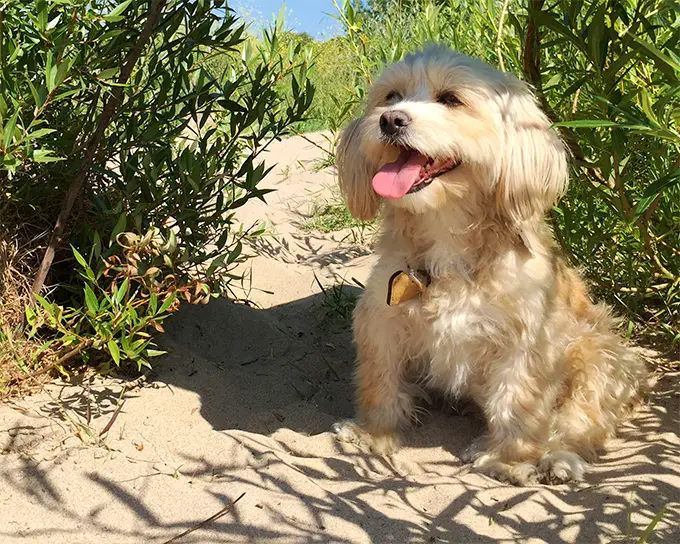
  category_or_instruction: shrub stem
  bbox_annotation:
[31,0,167,296]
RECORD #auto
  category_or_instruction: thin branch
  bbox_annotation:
[523,0,589,166]
[99,390,127,437]
[656,237,680,258]
[616,283,670,294]
[292,131,335,159]
[612,150,632,215]
[571,88,581,114]
[31,0,168,296]
[161,492,246,544]
[30,339,93,378]
[496,0,511,72]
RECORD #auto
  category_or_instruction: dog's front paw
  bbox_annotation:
[472,453,540,486]
[472,450,587,486]
[333,420,400,455]
[537,451,587,484]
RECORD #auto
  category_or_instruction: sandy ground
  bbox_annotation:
[1,134,679,543]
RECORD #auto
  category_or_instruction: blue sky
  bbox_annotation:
[231,0,342,40]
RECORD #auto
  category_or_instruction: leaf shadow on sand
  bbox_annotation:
[151,295,680,542]
[2,293,678,543]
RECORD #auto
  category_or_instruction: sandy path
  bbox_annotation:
[1,134,679,543]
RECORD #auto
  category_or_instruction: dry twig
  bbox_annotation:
[161,492,246,544]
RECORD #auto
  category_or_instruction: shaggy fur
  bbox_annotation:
[333,46,648,486]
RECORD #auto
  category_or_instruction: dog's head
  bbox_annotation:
[336,45,568,226]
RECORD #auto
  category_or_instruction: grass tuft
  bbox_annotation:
[302,202,366,233]
[314,274,360,323]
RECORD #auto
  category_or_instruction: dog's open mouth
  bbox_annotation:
[372,147,461,199]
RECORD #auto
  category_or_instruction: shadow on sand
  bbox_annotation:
[2,291,678,543]
[149,294,680,542]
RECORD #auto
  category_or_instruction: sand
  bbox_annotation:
[1,133,679,543]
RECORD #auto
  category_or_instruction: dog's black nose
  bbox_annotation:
[380,110,411,136]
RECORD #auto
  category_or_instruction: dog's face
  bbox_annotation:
[337,46,568,224]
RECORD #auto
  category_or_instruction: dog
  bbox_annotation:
[332,45,648,485]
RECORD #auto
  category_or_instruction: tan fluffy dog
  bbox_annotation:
[333,45,648,485]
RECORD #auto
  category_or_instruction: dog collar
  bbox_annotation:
[387,268,431,306]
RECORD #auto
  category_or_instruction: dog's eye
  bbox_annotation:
[436,91,462,107]
[385,91,402,103]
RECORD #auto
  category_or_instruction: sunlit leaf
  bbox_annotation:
[108,339,121,365]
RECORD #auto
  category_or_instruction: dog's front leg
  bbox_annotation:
[334,299,410,455]
[471,348,561,485]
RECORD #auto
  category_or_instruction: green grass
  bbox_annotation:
[310,153,336,172]
[301,201,367,233]
[300,188,378,246]
[321,283,358,322]
[314,274,360,323]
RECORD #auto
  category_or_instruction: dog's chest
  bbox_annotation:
[404,277,523,393]
[417,277,516,337]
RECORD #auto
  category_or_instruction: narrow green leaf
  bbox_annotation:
[145,349,167,358]
[638,89,660,127]
[61,335,77,346]
[32,149,64,163]
[72,246,88,269]
[84,285,99,314]
[45,52,57,91]
[103,0,133,22]
[108,339,121,365]
[529,8,587,55]
[92,231,102,264]
[634,167,680,217]
[206,253,226,276]
[33,293,54,314]
[629,34,680,72]
[55,60,71,88]
[114,277,129,305]
[552,120,619,128]
[158,292,177,314]
[27,128,56,140]
[227,241,242,264]
[637,507,666,544]
[121,334,132,358]
[587,4,607,70]
[27,80,40,109]
[137,358,151,370]
[3,109,19,148]
[98,68,119,80]
[276,3,286,31]
[110,213,127,243]
[25,305,37,326]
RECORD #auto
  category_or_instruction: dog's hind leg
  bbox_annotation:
[334,298,411,455]
[555,319,648,461]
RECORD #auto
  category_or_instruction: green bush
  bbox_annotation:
[206,26,352,134]
[0,0,313,386]
[324,0,679,341]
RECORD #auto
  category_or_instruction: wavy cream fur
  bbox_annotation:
[333,46,648,486]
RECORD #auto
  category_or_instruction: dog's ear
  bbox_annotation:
[496,84,568,227]
[336,118,381,221]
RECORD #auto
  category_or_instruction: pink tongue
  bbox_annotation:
[372,150,429,199]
